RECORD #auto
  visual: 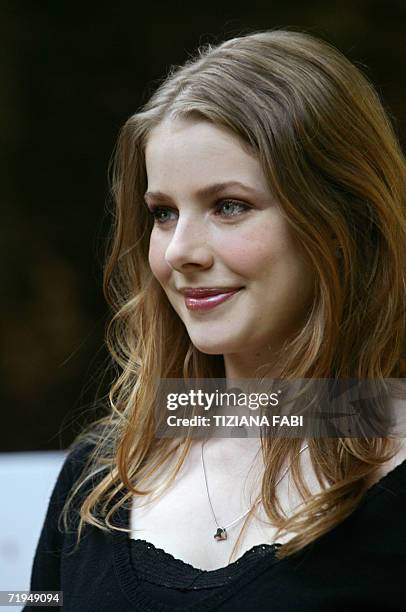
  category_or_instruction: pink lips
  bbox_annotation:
[182,287,243,312]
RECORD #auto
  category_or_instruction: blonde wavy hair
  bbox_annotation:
[61,28,406,561]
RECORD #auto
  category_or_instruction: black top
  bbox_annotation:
[25,441,406,611]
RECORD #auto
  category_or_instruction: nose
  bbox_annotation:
[164,216,214,272]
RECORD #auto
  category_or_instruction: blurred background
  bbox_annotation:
[0,0,406,451]
[1,0,405,600]
[1,1,405,453]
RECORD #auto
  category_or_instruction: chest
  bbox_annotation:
[129,443,321,570]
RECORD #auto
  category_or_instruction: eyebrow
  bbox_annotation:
[144,181,261,203]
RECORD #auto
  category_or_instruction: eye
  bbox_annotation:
[148,206,178,224]
[215,199,251,218]
[146,199,251,225]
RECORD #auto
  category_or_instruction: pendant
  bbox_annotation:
[214,527,227,541]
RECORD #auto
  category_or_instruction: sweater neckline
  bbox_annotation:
[112,502,283,611]
[359,455,406,502]
[111,456,406,611]
[129,537,279,589]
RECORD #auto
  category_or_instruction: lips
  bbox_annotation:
[181,287,243,312]
[182,287,241,298]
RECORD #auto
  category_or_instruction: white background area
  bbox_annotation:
[0,452,66,611]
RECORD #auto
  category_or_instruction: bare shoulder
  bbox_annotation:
[366,438,406,489]
[366,390,406,486]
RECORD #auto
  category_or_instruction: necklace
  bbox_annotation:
[201,441,310,541]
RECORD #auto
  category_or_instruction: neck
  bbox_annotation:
[223,348,284,380]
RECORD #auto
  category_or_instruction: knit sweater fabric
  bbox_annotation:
[25,441,406,611]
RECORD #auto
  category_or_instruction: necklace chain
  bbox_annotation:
[201,440,310,538]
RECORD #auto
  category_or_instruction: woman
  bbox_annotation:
[27,29,406,610]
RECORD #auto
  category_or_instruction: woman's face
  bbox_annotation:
[145,117,314,359]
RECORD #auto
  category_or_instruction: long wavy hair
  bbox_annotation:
[61,28,406,561]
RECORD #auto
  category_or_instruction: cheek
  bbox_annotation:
[223,219,310,287]
[224,241,268,276]
[148,231,171,284]
[220,224,282,277]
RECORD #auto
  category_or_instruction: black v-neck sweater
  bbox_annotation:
[25,442,406,611]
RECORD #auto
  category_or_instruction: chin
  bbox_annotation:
[189,335,242,356]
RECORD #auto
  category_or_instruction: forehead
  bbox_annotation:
[144,117,268,194]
